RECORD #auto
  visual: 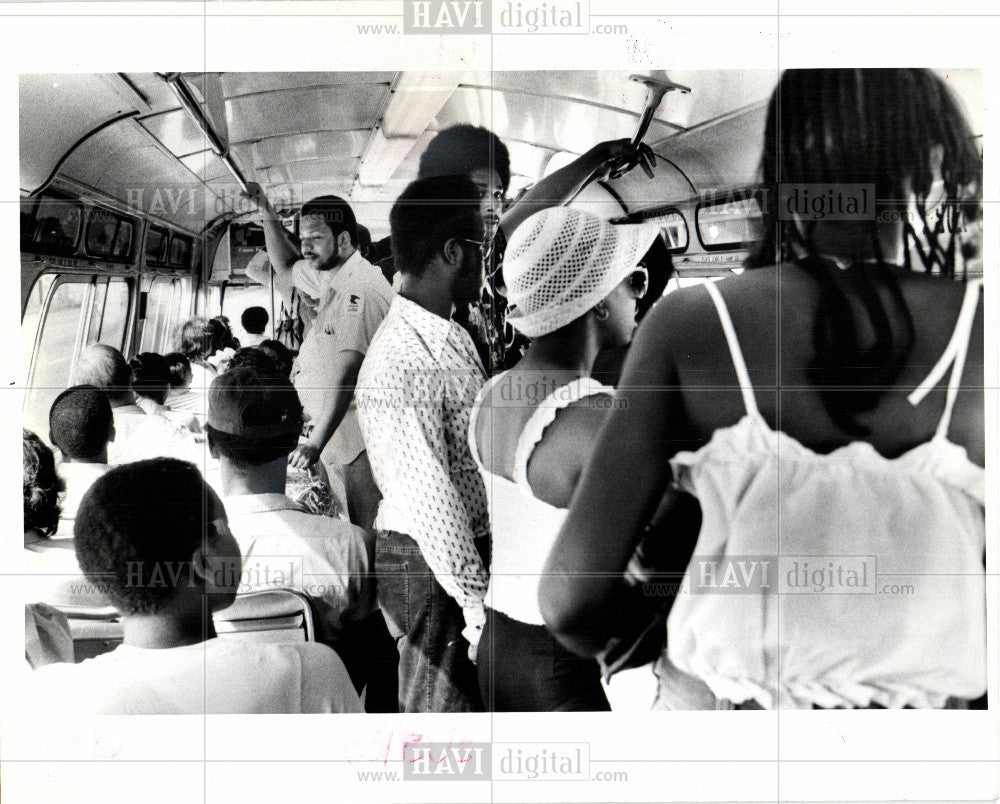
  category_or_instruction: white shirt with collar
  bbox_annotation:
[356,295,490,650]
[291,250,394,467]
[221,492,375,638]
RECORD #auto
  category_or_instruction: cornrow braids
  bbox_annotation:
[747,69,981,433]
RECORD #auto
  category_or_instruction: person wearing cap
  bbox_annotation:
[467,207,657,712]
[206,364,397,711]
[22,458,362,714]
[356,174,491,713]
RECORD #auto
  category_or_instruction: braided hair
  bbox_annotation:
[748,69,981,434]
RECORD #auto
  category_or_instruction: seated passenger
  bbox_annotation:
[74,345,196,464]
[130,352,201,433]
[167,317,233,417]
[22,429,76,572]
[256,340,295,379]
[48,385,114,527]
[206,364,397,711]
[468,207,659,712]
[164,352,193,400]
[23,458,361,714]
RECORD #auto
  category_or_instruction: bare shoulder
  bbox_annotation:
[545,394,610,446]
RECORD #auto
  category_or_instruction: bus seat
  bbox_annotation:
[213,588,316,644]
[40,583,317,662]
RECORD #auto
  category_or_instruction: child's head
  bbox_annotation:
[74,459,241,616]
[49,385,114,462]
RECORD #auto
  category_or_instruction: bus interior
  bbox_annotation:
[19,68,982,435]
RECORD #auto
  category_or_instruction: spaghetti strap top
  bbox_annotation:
[512,377,614,491]
[907,278,983,440]
[468,373,613,625]
[702,280,759,417]
[659,278,986,710]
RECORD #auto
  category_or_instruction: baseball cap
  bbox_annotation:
[206,366,303,440]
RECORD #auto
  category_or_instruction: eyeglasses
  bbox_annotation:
[462,238,486,253]
[625,266,649,299]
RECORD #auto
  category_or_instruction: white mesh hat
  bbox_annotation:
[503,206,661,338]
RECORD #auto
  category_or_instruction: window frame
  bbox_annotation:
[84,206,137,263]
[694,188,766,253]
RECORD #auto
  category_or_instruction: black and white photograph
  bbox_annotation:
[1,4,997,804]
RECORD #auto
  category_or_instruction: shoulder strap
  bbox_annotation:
[466,373,505,473]
[512,377,614,490]
[907,279,983,440]
[703,281,759,416]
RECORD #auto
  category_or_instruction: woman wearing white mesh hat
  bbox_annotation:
[467,206,659,711]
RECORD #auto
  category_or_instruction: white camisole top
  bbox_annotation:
[664,279,986,709]
[468,375,613,625]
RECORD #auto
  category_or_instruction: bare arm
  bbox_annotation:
[499,139,655,239]
[242,182,300,301]
[539,297,700,655]
[288,350,363,470]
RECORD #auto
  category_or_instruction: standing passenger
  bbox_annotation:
[356,175,490,712]
[468,207,659,711]
[279,196,395,534]
[542,68,986,710]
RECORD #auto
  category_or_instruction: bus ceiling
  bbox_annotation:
[20,70,981,237]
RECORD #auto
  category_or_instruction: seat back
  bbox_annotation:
[41,581,316,661]
[44,577,123,662]
[214,588,317,643]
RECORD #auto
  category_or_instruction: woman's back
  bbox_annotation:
[649,266,984,466]
[645,266,986,708]
[473,367,613,508]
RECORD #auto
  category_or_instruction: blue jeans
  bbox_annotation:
[375,530,484,713]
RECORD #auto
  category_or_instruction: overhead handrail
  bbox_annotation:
[161,73,250,194]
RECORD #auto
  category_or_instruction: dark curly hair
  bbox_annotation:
[23,429,64,538]
[418,124,511,193]
[130,352,171,406]
[74,458,209,615]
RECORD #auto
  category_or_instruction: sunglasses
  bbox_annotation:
[625,266,649,299]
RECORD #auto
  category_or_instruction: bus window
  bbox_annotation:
[21,274,56,386]
[113,221,134,259]
[29,196,83,254]
[695,194,764,251]
[140,276,192,354]
[87,278,130,350]
[22,278,91,438]
[85,209,135,262]
[168,234,192,269]
[145,226,168,265]
[85,209,117,257]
